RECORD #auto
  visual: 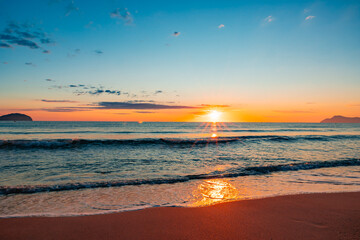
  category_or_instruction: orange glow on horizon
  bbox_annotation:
[1,101,359,122]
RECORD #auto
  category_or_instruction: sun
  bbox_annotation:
[207,110,222,123]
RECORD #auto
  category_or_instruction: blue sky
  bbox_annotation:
[0,0,359,121]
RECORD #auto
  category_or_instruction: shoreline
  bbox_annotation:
[1,192,359,239]
[0,190,359,219]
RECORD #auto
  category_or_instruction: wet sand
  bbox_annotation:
[1,192,359,240]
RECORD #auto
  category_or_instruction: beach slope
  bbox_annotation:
[1,192,359,240]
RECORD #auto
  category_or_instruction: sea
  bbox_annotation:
[0,121,359,218]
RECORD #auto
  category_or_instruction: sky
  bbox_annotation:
[0,0,359,122]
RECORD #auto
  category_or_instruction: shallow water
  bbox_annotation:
[0,122,359,217]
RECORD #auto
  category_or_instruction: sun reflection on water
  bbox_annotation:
[191,179,240,207]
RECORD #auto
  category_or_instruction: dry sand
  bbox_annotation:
[1,192,359,240]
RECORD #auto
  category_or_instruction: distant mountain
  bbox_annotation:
[0,113,33,121]
[321,115,360,123]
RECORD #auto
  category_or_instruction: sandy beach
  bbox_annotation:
[1,192,359,240]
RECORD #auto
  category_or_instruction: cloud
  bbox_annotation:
[40,99,78,103]
[0,42,12,48]
[304,8,310,13]
[5,107,90,113]
[113,112,130,115]
[173,32,180,37]
[42,107,88,112]
[135,111,155,114]
[65,0,79,16]
[127,100,155,103]
[104,89,121,95]
[264,16,274,23]
[305,16,315,21]
[154,90,163,94]
[67,85,122,96]
[83,89,121,96]
[40,38,55,44]
[0,34,18,41]
[0,22,54,50]
[45,78,54,82]
[96,101,196,110]
[94,50,103,55]
[218,24,225,29]
[3,62,8,64]
[110,8,133,24]
[9,38,40,49]
[25,62,35,66]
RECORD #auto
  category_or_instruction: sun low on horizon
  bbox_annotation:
[0,0,359,122]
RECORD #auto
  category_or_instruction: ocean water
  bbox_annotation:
[0,121,359,217]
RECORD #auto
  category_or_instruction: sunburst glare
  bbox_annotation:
[207,110,222,123]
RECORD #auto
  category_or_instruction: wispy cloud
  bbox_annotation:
[96,101,196,110]
[42,107,88,112]
[5,107,90,113]
[65,85,122,96]
[45,78,54,82]
[0,42,12,48]
[40,99,78,103]
[110,8,133,24]
[218,24,225,29]
[65,0,79,16]
[94,50,103,55]
[264,16,274,23]
[305,16,315,21]
[135,111,155,114]
[25,62,36,67]
[0,22,54,51]
[173,32,180,37]
[88,89,121,96]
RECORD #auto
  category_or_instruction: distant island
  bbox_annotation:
[0,113,33,121]
[321,115,360,123]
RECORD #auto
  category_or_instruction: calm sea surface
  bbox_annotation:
[0,121,359,217]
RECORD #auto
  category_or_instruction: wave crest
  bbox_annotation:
[1,158,358,195]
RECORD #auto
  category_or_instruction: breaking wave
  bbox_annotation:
[0,134,359,149]
[1,158,358,195]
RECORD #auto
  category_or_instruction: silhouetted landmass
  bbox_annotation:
[321,115,360,123]
[0,113,32,121]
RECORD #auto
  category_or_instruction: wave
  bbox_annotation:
[219,128,331,133]
[0,137,239,149]
[0,131,191,135]
[0,128,346,135]
[0,158,359,195]
[0,134,359,149]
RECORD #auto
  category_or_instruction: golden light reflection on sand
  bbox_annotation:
[191,179,241,207]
